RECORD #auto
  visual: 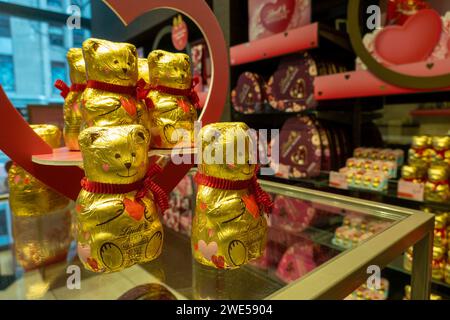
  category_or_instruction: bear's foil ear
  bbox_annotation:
[126,44,137,57]
[133,127,149,145]
[83,38,101,54]
[79,127,104,148]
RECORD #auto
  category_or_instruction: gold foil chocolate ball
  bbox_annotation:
[76,125,163,273]
[81,38,148,129]
[146,50,197,149]
[64,48,86,150]
[192,122,267,269]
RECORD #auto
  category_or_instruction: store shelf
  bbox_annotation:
[31,148,197,167]
[230,23,352,66]
[410,109,450,117]
[230,23,319,66]
[389,255,450,290]
[314,58,450,100]
[260,174,450,212]
[32,148,82,167]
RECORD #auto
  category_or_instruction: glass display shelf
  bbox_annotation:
[0,177,434,300]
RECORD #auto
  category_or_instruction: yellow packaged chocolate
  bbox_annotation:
[145,50,198,149]
[408,135,433,164]
[62,48,86,150]
[138,58,149,83]
[192,122,271,269]
[81,38,148,130]
[425,165,450,203]
[9,125,69,216]
[76,125,164,273]
[9,124,72,270]
[401,164,426,183]
[431,136,450,165]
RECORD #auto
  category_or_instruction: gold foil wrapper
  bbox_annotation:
[431,136,450,165]
[425,165,450,203]
[192,123,267,269]
[409,135,433,164]
[146,50,197,149]
[9,124,71,270]
[138,58,149,83]
[81,38,148,130]
[401,164,426,182]
[9,125,68,217]
[64,48,86,150]
[76,125,163,272]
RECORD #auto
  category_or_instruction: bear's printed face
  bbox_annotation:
[82,38,138,86]
[138,58,149,83]
[147,50,192,90]
[198,123,256,181]
[67,48,86,84]
[79,125,149,184]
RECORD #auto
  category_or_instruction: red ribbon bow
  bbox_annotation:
[194,166,274,214]
[135,77,201,110]
[54,80,70,99]
[135,164,169,213]
[80,164,169,214]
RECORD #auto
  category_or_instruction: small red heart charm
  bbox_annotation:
[374,9,442,65]
[211,255,225,269]
[260,0,295,34]
[120,97,137,116]
[124,198,145,221]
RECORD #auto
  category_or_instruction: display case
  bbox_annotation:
[0,173,434,300]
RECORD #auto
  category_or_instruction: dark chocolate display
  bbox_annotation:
[231,72,266,114]
[265,53,347,112]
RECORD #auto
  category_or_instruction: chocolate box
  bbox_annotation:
[231,72,266,114]
[271,115,322,178]
[248,0,311,41]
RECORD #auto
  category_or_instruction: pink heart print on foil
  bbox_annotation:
[102,163,110,172]
[374,9,442,65]
[198,240,218,260]
[260,0,295,34]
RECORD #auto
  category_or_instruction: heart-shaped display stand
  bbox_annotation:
[0,0,229,200]
[374,9,442,65]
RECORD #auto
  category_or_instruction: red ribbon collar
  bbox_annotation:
[136,77,201,110]
[194,169,274,214]
[86,80,137,96]
[54,80,87,99]
[81,164,169,213]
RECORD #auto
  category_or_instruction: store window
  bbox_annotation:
[0,14,11,38]
[47,0,63,9]
[73,28,85,47]
[51,61,66,95]
[0,55,15,92]
[48,23,64,47]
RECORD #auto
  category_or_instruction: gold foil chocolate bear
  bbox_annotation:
[81,38,147,129]
[192,122,271,269]
[401,164,427,183]
[76,125,165,273]
[9,125,71,270]
[144,50,198,149]
[425,165,450,203]
[408,135,433,164]
[57,48,86,150]
[431,136,450,165]
[9,125,69,216]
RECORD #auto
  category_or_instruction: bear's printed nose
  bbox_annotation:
[124,162,131,169]
[122,68,128,74]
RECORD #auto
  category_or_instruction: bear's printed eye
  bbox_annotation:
[131,152,136,157]
[114,59,119,64]
[115,153,121,159]
[127,62,131,66]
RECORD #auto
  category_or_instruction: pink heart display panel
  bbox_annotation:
[374,9,442,65]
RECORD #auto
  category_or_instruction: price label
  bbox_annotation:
[329,171,348,190]
[397,179,424,202]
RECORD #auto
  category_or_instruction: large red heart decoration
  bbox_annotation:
[374,9,442,65]
[0,0,228,200]
[260,0,295,34]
